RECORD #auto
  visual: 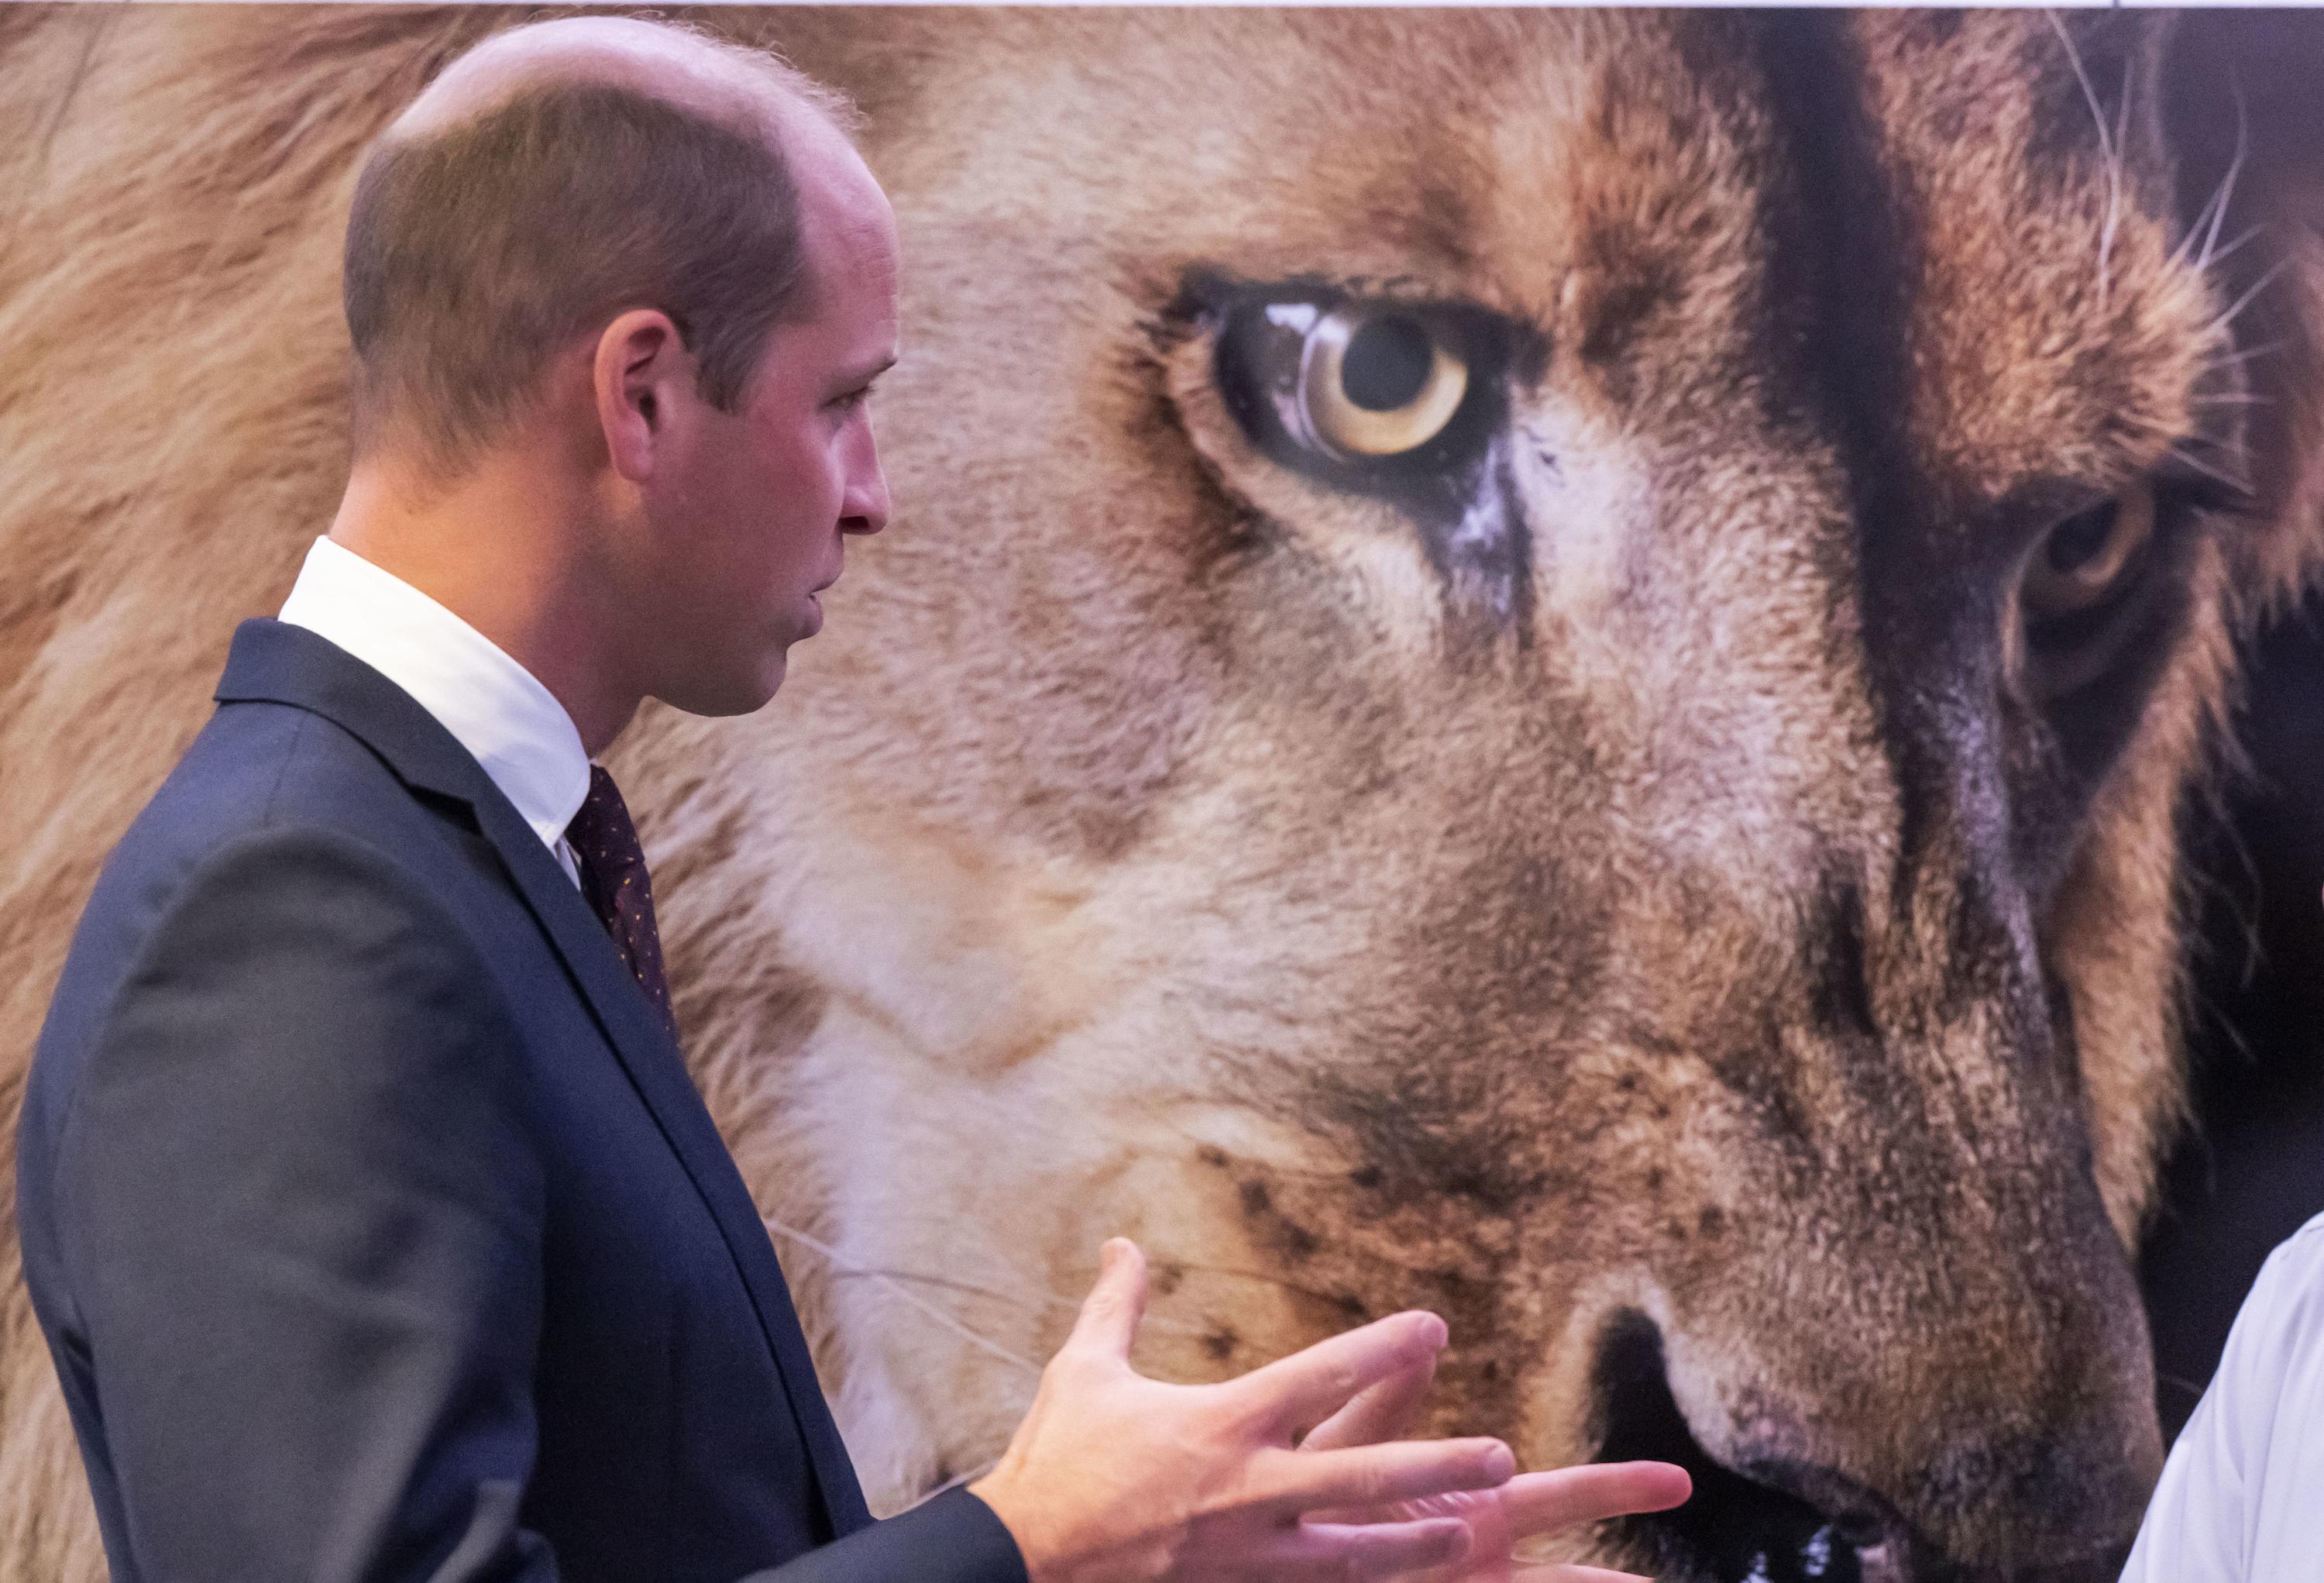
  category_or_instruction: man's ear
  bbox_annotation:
[593,309,688,484]
[2164,12,2324,623]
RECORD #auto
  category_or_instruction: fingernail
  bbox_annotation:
[1408,1311,1449,1351]
[1480,1440,1515,1481]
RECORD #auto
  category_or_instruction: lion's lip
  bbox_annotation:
[1593,1315,1890,1583]
[1590,1316,2137,1582]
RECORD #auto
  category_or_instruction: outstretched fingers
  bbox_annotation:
[1300,1351,1439,1453]
[1233,1310,1450,1440]
[1499,1461,1692,1537]
[1256,1436,1516,1520]
[1247,1516,1475,1581]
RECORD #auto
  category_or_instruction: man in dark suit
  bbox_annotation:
[16,18,1686,1583]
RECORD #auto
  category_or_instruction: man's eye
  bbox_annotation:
[1210,292,1501,484]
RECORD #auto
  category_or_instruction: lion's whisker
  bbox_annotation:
[2203,256,2291,344]
[2199,224,2265,279]
[764,1216,1044,1375]
[2046,11,2123,308]
[827,1267,1215,1341]
[1160,1258,1375,1312]
[2202,338,2291,372]
[770,1218,1216,1344]
[2176,89,2250,279]
[2172,175,2229,277]
[2167,444,2254,495]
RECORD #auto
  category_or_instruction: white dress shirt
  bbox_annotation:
[2120,1211,2324,1581]
[277,535,591,886]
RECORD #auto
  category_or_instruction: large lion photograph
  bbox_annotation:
[5,7,2324,1581]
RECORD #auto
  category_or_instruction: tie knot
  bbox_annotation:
[567,763,646,883]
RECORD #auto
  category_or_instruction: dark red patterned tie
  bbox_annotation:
[566,764,681,1047]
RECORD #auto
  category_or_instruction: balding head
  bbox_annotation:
[342,16,869,472]
[388,17,837,147]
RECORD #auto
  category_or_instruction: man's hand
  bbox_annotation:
[1302,1354,1693,1581]
[970,1239,1518,1582]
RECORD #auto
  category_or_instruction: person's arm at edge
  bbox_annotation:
[2117,1223,2324,1581]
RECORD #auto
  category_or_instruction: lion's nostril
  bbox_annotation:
[1593,1314,1878,1582]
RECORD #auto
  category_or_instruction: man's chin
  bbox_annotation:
[655,655,790,720]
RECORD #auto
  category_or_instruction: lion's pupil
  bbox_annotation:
[2047,501,2119,574]
[1339,315,1433,412]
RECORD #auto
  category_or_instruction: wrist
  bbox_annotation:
[968,1470,1054,1583]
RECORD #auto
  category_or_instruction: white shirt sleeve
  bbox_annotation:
[2121,1216,2324,1583]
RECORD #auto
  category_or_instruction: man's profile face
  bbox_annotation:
[646,155,899,717]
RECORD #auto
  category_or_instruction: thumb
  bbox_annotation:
[1066,1237,1149,1362]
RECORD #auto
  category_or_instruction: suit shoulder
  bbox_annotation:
[95,699,479,937]
[40,812,507,1084]
[29,704,504,1153]
[163,695,431,840]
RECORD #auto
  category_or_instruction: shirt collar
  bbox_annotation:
[277,536,591,855]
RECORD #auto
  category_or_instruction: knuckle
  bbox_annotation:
[1205,1384,1266,1443]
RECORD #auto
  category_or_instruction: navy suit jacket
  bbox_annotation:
[17,620,1027,1583]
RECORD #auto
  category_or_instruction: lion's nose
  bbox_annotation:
[1589,1315,2147,1582]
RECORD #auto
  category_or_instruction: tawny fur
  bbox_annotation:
[1,8,2320,1577]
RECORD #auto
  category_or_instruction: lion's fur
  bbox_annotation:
[2,8,2322,1576]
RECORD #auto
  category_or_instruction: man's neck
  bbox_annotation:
[328,456,641,756]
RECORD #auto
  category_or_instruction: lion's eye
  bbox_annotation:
[1297,308,1469,459]
[2015,480,2171,703]
[1212,294,1492,479]
[2021,484,2156,619]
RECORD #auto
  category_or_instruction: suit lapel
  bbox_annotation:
[216,620,875,1534]
[466,789,874,1533]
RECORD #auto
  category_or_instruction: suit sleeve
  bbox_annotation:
[741,1486,1029,1583]
[54,829,559,1583]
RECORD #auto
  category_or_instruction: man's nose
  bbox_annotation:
[842,444,889,536]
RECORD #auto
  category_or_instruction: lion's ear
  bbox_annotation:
[2164,12,2324,618]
